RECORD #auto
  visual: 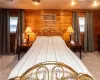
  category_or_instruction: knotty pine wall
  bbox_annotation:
[24,10,86,48]
[25,10,72,31]
[93,11,100,50]
[9,9,100,50]
[24,10,72,41]
[24,10,100,50]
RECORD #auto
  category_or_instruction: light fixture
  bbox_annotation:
[32,0,40,5]
[71,0,75,6]
[25,26,33,43]
[94,0,98,6]
[67,26,74,42]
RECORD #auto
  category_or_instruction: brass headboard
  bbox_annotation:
[9,61,94,80]
[36,28,62,36]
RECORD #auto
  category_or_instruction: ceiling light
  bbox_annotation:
[71,0,75,6]
[32,0,40,5]
[94,1,98,6]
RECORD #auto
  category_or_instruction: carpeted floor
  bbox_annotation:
[0,51,100,80]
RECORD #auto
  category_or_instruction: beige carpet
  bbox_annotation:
[0,51,100,80]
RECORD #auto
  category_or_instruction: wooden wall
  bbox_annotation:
[24,10,86,46]
[9,9,100,51]
[24,10,100,50]
[24,10,72,41]
[93,11,100,50]
[25,10,72,31]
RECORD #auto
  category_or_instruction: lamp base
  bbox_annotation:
[69,33,75,45]
[27,35,30,44]
[70,40,75,45]
[26,40,30,44]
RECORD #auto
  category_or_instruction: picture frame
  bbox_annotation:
[42,14,56,21]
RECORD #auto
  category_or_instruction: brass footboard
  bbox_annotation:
[9,61,94,80]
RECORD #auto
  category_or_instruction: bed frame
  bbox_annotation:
[9,61,93,80]
[9,28,94,80]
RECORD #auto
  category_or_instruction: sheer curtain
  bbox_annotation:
[14,10,25,54]
[72,11,81,44]
[84,12,94,52]
[0,9,10,54]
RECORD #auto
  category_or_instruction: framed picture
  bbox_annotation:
[42,14,56,21]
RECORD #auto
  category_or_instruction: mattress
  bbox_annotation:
[8,36,93,79]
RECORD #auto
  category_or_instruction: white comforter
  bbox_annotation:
[8,36,92,79]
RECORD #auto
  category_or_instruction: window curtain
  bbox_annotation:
[72,12,81,44]
[0,9,10,54]
[14,10,25,54]
[84,12,94,52]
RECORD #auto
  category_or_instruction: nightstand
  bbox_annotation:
[66,42,82,59]
[17,42,32,60]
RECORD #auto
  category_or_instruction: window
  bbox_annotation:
[10,17,18,33]
[79,17,85,32]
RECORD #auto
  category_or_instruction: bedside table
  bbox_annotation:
[17,42,32,60]
[66,42,82,59]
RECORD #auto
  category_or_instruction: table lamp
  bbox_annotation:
[67,26,74,42]
[25,26,33,43]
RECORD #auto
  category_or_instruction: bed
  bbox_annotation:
[8,28,94,80]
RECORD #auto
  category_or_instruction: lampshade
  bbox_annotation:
[25,26,33,34]
[67,26,74,33]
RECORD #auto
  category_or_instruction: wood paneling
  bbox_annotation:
[24,10,100,50]
[9,9,100,51]
[25,10,72,30]
[93,11,100,50]
[24,10,72,41]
